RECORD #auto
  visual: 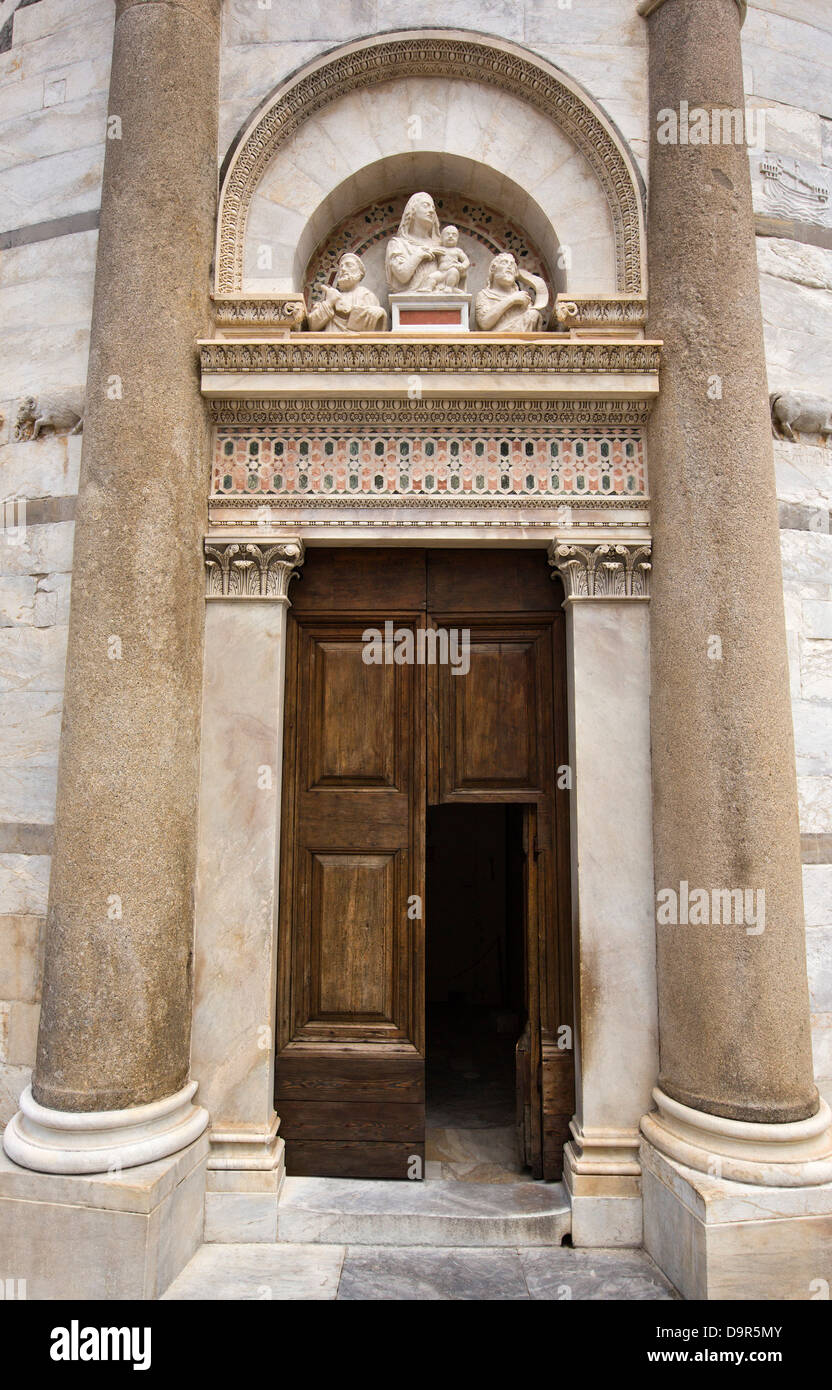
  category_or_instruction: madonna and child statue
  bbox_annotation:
[307,191,550,333]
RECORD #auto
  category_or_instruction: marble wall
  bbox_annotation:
[745,3,832,1089]
[1,0,831,1124]
[0,0,113,1121]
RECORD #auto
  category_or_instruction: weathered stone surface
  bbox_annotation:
[812,1013,832,1078]
[800,636,832,700]
[0,625,67,693]
[807,929,832,1013]
[803,598,832,638]
[164,1241,344,1300]
[746,96,825,164]
[798,775,832,833]
[32,0,221,1114]
[793,699,832,777]
[774,439,832,508]
[645,0,817,1123]
[743,6,832,119]
[0,1063,31,1128]
[0,522,74,578]
[803,865,832,929]
[0,999,40,1066]
[0,690,62,768]
[0,578,35,626]
[0,769,58,826]
[0,914,43,1003]
[761,274,832,400]
[758,237,832,297]
[780,529,832,595]
[0,854,49,917]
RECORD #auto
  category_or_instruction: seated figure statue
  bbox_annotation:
[475,253,549,332]
[307,252,387,333]
[426,226,471,293]
[385,192,444,293]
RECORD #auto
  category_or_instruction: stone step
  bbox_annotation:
[276,1176,571,1248]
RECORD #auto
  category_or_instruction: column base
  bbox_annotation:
[563,1120,643,1246]
[0,1134,208,1299]
[2,1081,209,1175]
[641,1139,832,1300]
[204,1116,286,1242]
[641,1087,832,1186]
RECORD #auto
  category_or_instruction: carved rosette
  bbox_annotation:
[549,541,652,599]
[204,539,305,600]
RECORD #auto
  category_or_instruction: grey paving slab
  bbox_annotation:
[337,1245,530,1300]
[161,1241,345,1301]
[519,1246,679,1301]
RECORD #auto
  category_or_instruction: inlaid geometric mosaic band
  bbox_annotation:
[212,429,647,499]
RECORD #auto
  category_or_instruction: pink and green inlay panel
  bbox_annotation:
[212,430,647,499]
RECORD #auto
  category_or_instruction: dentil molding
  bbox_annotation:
[549,539,652,599]
[204,538,305,599]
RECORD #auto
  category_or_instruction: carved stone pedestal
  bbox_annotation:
[390,291,473,331]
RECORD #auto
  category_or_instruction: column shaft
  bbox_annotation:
[644,0,816,1122]
[33,0,221,1112]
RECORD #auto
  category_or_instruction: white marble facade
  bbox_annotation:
[0,1,831,1278]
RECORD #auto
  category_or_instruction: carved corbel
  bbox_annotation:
[548,540,651,599]
[204,538,305,600]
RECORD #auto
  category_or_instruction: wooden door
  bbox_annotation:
[275,553,426,1178]
[276,549,573,1181]
[427,551,573,1181]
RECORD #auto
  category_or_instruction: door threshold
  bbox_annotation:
[275,1174,571,1247]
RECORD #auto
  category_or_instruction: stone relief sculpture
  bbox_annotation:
[307,252,387,333]
[15,393,84,440]
[475,253,550,332]
[385,192,444,292]
[770,390,832,443]
[426,225,471,292]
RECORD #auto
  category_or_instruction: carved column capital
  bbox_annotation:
[204,538,305,601]
[548,540,652,600]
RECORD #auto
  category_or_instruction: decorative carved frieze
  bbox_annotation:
[554,295,648,330]
[200,339,661,377]
[212,295,306,331]
[204,538,305,599]
[549,540,652,599]
[217,35,645,296]
[208,397,656,429]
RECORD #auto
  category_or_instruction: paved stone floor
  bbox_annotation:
[163,1243,679,1301]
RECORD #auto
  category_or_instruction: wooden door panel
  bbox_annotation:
[308,640,396,788]
[455,640,537,788]
[311,851,394,1020]
[278,1101,424,1142]
[276,1052,424,1104]
[434,623,553,802]
[285,1141,420,1180]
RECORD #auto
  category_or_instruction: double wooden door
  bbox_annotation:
[276,549,573,1180]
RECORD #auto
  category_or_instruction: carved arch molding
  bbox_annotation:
[216,31,646,297]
